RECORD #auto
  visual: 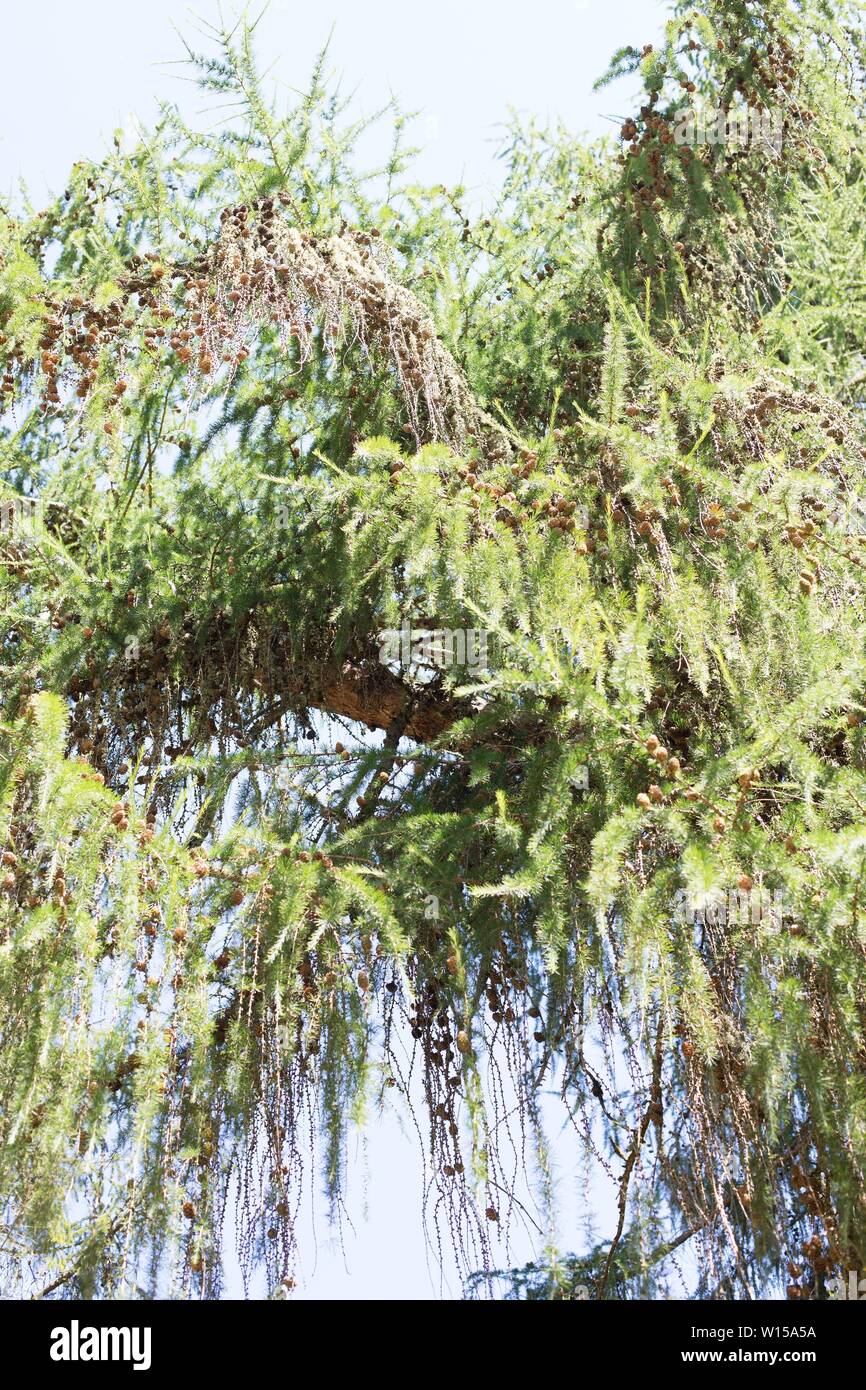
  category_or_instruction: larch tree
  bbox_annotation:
[2,0,866,1301]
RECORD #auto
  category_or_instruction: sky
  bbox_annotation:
[1,0,674,1300]
[1,0,669,202]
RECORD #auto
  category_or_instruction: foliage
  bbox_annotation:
[2,1,866,1300]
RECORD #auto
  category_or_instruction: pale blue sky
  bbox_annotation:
[1,0,668,201]
[2,0,674,1299]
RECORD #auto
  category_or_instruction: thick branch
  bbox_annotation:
[315,662,464,741]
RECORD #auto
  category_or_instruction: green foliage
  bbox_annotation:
[2,0,866,1301]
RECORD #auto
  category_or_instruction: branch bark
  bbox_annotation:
[315,661,464,741]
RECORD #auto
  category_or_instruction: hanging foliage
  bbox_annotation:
[2,1,866,1300]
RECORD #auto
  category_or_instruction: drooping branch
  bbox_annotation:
[12,200,513,459]
[239,655,467,743]
[315,659,464,740]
